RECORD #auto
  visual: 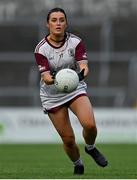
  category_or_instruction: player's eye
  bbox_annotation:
[51,18,57,22]
[60,18,65,22]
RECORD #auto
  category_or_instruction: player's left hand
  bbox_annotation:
[78,69,85,81]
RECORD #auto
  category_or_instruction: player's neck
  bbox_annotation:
[49,34,65,43]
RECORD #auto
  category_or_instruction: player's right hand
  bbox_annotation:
[51,71,57,79]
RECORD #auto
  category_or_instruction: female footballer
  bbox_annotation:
[34,7,108,175]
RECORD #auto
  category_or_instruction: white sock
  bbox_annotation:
[86,144,95,151]
[73,158,83,166]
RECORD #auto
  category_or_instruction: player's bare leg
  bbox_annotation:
[69,95,108,167]
[48,106,84,174]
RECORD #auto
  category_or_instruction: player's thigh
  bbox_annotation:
[48,106,75,138]
[69,95,96,129]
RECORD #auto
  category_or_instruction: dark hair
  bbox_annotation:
[47,7,67,23]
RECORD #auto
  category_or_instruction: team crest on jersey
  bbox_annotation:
[68,49,74,57]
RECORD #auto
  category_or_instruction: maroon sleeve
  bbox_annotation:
[35,53,50,73]
[75,41,88,61]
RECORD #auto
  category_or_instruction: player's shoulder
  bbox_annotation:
[34,37,47,53]
[67,32,82,47]
[68,32,81,41]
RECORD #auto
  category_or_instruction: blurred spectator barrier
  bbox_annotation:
[0,107,137,144]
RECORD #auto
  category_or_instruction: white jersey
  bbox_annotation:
[34,32,88,112]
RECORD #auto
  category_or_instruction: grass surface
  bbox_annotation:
[0,144,137,179]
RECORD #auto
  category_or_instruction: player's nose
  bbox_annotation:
[56,20,61,25]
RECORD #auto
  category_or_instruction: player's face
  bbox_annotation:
[47,12,67,36]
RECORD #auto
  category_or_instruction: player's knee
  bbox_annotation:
[62,136,75,148]
[84,123,97,132]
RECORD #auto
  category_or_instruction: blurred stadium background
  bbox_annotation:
[0,0,137,107]
[0,0,137,178]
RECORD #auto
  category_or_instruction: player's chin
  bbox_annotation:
[54,30,64,35]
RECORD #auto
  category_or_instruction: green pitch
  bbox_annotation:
[0,143,137,179]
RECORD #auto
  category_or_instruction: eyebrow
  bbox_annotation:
[51,17,65,19]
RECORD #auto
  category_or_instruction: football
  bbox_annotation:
[55,68,79,93]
